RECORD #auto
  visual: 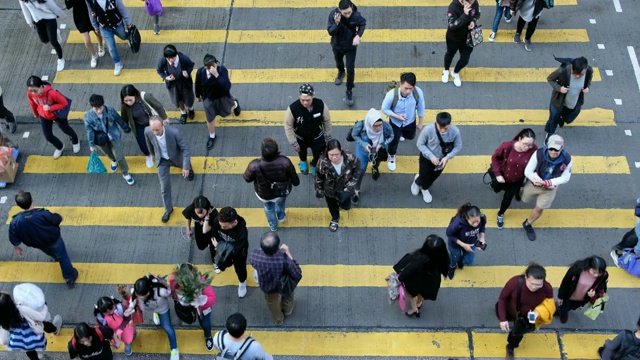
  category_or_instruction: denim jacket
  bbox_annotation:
[351,119,394,150]
[84,105,131,147]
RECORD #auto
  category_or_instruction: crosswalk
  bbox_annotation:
[1,0,634,358]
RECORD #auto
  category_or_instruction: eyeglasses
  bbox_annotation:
[548,148,560,152]
[521,142,534,148]
[328,153,341,158]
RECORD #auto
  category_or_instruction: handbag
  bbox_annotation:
[277,253,300,296]
[345,120,360,142]
[45,89,72,120]
[87,152,107,174]
[214,240,235,271]
[467,25,483,47]
[128,24,141,54]
[257,160,292,198]
[173,301,196,324]
[144,0,163,16]
[584,294,609,320]
[483,167,502,193]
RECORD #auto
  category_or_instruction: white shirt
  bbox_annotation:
[331,159,343,176]
[155,130,169,160]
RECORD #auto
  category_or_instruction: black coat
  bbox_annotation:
[557,265,608,305]
[393,253,443,301]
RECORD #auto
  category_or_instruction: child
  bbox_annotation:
[93,297,137,356]
[143,0,163,34]
[156,45,196,124]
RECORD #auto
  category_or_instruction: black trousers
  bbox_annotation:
[39,117,79,150]
[35,18,63,59]
[332,47,357,91]
[297,136,326,167]
[558,299,584,318]
[516,16,540,40]
[325,193,352,222]
[495,181,523,215]
[0,95,15,123]
[211,245,248,283]
[387,121,417,156]
[444,37,473,73]
[26,321,57,360]
[416,154,444,190]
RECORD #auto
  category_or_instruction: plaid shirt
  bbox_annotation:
[249,249,302,293]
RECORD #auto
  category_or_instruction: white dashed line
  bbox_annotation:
[636,162,640,168]
[22,132,30,139]
[625,130,632,136]
[598,44,606,49]
[590,19,596,24]
[605,70,614,76]
[50,49,56,55]
[627,46,640,92]
[41,75,49,81]
[613,0,622,12]
[59,24,67,29]
[614,99,623,105]
[0,197,6,204]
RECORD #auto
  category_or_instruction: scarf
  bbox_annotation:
[364,108,384,148]
[16,304,49,335]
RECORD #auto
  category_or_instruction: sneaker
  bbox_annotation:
[523,220,537,241]
[274,319,284,326]
[124,343,132,356]
[114,63,123,76]
[53,146,64,159]
[544,132,551,145]
[497,214,504,230]
[447,267,455,280]
[52,315,62,335]
[205,337,213,351]
[154,24,160,35]
[560,312,569,324]
[188,109,195,119]
[98,45,106,57]
[146,155,154,168]
[72,143,80,154]
[253,270,259,285]
[513,33,521,44]
[441,70,450,83]
[506,345,515,360]
[346,91,354,107]
[66,269,79,289]
[213,264,221,274]
[452,72,462,87]
[489,32,496,42]
[411,174,420,196]
[277,213,286,223]
[270,224,278,231]
[238,281,247,298]
[153,312,160,325]
[299,161,309,174]
[420,188,433,203]
[387,156,396,171]
[335,71,345,85]
[399,136,405,142]
[311,165,316,176]
[206,137,216,150]
[524,39,532,52]
[56,58,65,72]
[123,174,135,185]
[351,193,359,206]
[233,99,241,116]
[170,348,179,360]
[504,14,512,23]
[371,167,380,181]
[610,250,621,268]
[179,113,187,124]
[110,161,117,172]
[90,55,98,68]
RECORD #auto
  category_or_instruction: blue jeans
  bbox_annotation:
[198,311,211,339]
[544,101,582,134]
[492,4,512,33]
[40,237,76,281]
[100,22,127,64]
[157,310,178,350]
[261,196,286,230]
[449,245,476,269]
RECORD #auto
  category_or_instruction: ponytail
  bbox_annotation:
[457,202,481,219]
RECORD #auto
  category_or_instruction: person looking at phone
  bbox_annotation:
[445,203,486,279]
[442,0,480,87]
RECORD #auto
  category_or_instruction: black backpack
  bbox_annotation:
[614,228,638,251]
[213,330,255,360]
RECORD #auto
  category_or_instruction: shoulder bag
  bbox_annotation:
[278,253,300,296]
[483,144,513,193]
[512,276,537,336]
[434,122,455,156]
[258,160,292,198]
[45,89,72,120]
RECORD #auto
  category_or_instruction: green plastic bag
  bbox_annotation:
[583,294,609,320]
[87,152,107,174]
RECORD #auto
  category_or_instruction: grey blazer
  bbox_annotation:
[144,125,191,169]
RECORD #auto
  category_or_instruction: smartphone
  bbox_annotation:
[475,240,487,250]
[527,311,536,323]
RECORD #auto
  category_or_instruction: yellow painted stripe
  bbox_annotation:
[67,29,589,44]
[122,0,577,8]
[23,155,631,175]
[53,67,603,84]
[2,262,639,289]
[473,333,559,358]
[562,333,617,359]
[65,108,617,126]
[5,207,635,229]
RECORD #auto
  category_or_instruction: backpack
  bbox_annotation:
[541,0,554,8]
[213,330,255,360]
[386,81,419,111]
[611,330,640,360]
[70,327,105,351]
[614,228,638,251]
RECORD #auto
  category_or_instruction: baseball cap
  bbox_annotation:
[546,134,564,150]
[299,83,315,96]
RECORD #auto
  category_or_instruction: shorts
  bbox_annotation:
[519,181,557,209]
[203,95,234,123]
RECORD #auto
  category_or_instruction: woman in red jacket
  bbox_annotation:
[26,76,80,159]
[490,128,537,229]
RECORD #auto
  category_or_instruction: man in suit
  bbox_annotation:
[145,116,194,223]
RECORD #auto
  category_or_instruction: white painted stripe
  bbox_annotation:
[625,130,632,136]
[615,99,623,105]
[635,162,640,168]
[598,44,606,49]
[627,46,640,92]
[0,197,6,204]
[41,75,48,81]
[59,24,67,29]
[50,49,56,55]
[605,70,614,76]
[22,132,29,138]
[613,0,622,12]
[589,19,596,24]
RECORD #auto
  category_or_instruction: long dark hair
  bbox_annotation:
[192,195,212,212]
[324,139,342,157]
[512,128,536,141]
[73,322,95,342]
[0,293,23,330]
[120,84,140,105]
[570,256,606,275]
[414,235,450,277]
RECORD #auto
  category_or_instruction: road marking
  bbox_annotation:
[121,0,577,7]
[615,99,623,105]
[598,44,606,49]
[65,108,616,126]
[23,155,631,175]
[613,0,622,12]
[5,206,635,229]
[68,29,589,44]
[0,197,6,204]
[473,333,559,358]
[54,67,603,84]
[22,132,29,138]
[605,69,613,76]
[562,333,616,359]
[50,49,56,55]
[625,130,632,136]
[627,46,640,92]
[635,162,640,168]
[59,24,66,29]
[589,19,596,24]
[41,75,48,81]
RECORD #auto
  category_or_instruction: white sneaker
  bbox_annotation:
[52,314,62,336]
[452,72,462,87]
[253,270,259,285]
[213,264,221,274]
[410,174,420,196]
[610,250,621,268]
[238,281,247,298]
[146,155,154,168]
[72,143,80,153]
[441,70,450,83]
[387,156,396,171]
[110,161,117,172]
[53,146,64,159]
[153,312,160,325]
[56,58,65,72]
[399,136,405,142]
[170,348,179,360]
[114,63,123,76]
[489,32,496,42]
[421,188,433,203]
[90,56,98,69]
[123,174,135,185]
[98,45,106,57]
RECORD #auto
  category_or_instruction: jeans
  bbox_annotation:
[261,196,287,230]
[40,237,77,281]
[198,310,212,339]
[134,123,150,156]
[388,120,417,156]
[332,47,357,91]
[516,15,539,40]
[35,18,63,59]
[40,117,79,150]
[297,135,326,167]
[444,37,474,73]
[544,101,582,134]
[416,154,444,190]
[96,140,129,175]
[354,144,387,191]
[157,310,178,350]
[100,21,128,64]
[449,245,476,269]
[492,4,512,33]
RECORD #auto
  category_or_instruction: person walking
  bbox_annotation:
[0,86,17,133]
[445,203,487,280]
[156,45,196,124]
[521,134,572,241]
[68,322,121,360]
[497,263,554,360]
[557,256,608,324]
[350,108,393,205]
[327,0,366,107]
[488,0,512,42]
[86,0,132,76]
[213,313,273,359]
[26,76,80,159]
[393,235,450,318]
[120,84,169,169]
[195,54,241,150]
[283,83,333,175]
[599,316,640,360]
[381,72,425,171]
[510,0,546,51]
[411,112,462,203]
[243,138,300,231]
[249,232,302,326]
[544,57,593,139]
[145,116,194,223]
[442,0,480,87]
[64,0,104,68]
[490,128,538,229]
[84,94,134,185]
[20,0,66,72]
[183,195,218,263]
[9,191,79,288]
[314,139,361,232]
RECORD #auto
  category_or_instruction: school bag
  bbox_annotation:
[213,330,255,360]
[70,327,105,351]
[385,80,418,111]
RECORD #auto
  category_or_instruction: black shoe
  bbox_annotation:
[7,122,16,134]
[447,267,455,280]
[179,113,187,124]
[506,345,515,360]
[335,71,345,85]
[523,220,537,241]
[162,209,173,223]
[351,193,359,205]
[233,99,241,116]
[66,268,79,289]
[188,109,195,119]
[560,312,568,323]
[187,169,194,181]
[206,137,216,150]
[372,167,380,181]
[404,310,420,318]
[457,258,464,270]
[205,337,214,352]
[346,91,354,107]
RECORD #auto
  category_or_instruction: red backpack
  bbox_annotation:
[70,327,105,351]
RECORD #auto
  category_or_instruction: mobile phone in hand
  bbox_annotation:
[475,240,487,250]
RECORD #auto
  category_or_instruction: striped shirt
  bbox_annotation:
[8,321,47,351]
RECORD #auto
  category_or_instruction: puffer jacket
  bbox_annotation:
[315,150,361,199]
[243,155,300,200]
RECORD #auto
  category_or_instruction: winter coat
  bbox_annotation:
[314,150,361,199]
[243,155,300,200]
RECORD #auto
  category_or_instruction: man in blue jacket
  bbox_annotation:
[9,191,79,288]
